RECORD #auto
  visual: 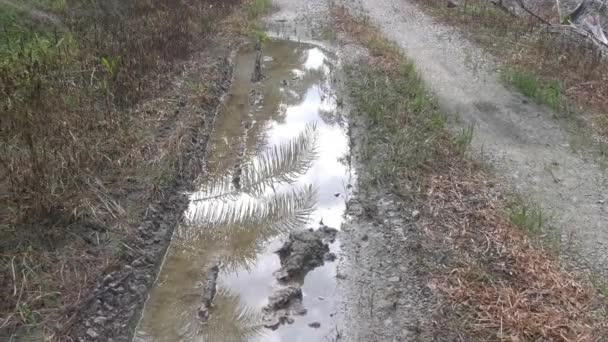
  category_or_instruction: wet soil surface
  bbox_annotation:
[108,0,608,341]
[344,0,608,279]
[60,44,236,341]
[135,39,352,342]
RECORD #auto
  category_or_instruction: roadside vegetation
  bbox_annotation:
[333,5,608,340]
[411,0,608,139]
[0,0,272,338]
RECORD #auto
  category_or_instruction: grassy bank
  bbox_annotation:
[333,5,607,340]
[0,0,275,337]
[411,0,608,138]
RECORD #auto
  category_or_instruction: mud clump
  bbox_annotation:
[275,226,338,282]
[262,284,307,330]
[262,226,338,330]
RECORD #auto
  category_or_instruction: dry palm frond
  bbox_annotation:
[193,123,318,202]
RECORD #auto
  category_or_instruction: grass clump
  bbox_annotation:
[454,124,475,155]
[1,0,245,336]
[413,0,608,137]
[507,197,545,234]
[334,7,447,186]
[246,0,272,19]
[502,68,568,113]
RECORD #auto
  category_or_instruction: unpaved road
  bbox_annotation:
[132,0,608,341]
[343,0,608,278]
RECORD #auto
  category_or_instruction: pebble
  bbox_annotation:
[411,210,420,219]
[388,276,401,282]
[86,328,99,339]
[93,316,107,325]
[308,322,321,328]
[324,252,337,262]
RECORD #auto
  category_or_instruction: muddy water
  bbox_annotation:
[135,40,350,342]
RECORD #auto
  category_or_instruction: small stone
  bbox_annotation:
[598,200,605,204]
[263,56,274,62]
[411,210,420,219]
[388,276,401,282]
[361,234,369,241]
[318,296,325,301]
[86,328,99,339]
[384,318,393,327]
[308,322,321,328]
[447,0,458,7]
[281,79,289,86]
[93,316,107,325]
[324,252,337,262]
[334,193,341,197]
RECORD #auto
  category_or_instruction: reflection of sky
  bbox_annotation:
[219,45,349,341]
[304,48,326,70]
[140,43,351,342]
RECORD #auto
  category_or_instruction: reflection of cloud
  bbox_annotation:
[304,48,327,70]
[140,41,349,342]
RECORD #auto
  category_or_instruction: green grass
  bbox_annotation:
[346,59,446,186]
[501,68,568,113]
[506,197,545,234]
[247,0,272,19]
[455,124,475,155]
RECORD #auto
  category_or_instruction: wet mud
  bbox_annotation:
[135,39,351,342]
[262,225,338,330]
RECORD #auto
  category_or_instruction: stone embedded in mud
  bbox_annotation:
[86,328,99,339]
[198,263,220,322]
[252,41,264,83]
[324,252,337,262]
[262,284,307,330]
[263,226,338,330]
[308,322,321,328]
[274,226,338,282]
[265,284,303,311]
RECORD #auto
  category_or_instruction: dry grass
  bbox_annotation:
[0,0,240,227]
[0,0,265,337]
[426,160,607,340]
[334,5,608,340]
[413,0,608,136]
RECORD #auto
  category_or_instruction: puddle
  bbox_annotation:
[135,40,350,342]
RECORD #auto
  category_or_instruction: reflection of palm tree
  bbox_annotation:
[175,124,319,271]
[176,185,316,271]
[178,287,264,342]
[193,124,318,201]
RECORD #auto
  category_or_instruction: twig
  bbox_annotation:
[11,256,17,296]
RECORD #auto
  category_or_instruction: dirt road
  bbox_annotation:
[344,0,608,278]
[133,0,607,341]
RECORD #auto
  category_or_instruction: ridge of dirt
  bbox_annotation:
[62,43,236,342]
